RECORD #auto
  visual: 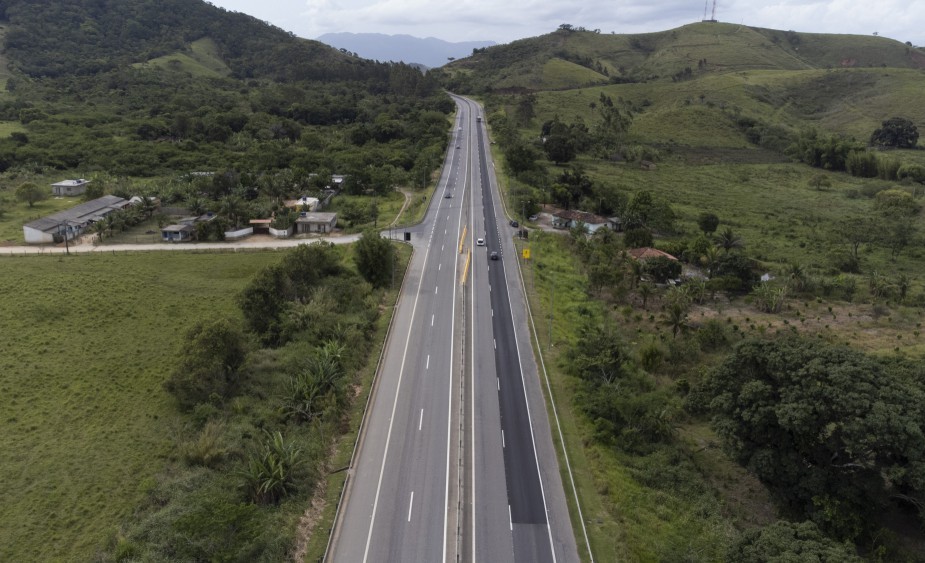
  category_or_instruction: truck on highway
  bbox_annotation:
[476,115,482,122]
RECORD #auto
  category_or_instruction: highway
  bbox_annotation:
[328,96,578,562]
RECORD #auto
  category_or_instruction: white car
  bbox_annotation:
[476,238,485,246]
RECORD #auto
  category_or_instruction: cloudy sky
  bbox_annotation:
[206,0,923,46]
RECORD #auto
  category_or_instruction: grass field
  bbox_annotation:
[0,251,283,561]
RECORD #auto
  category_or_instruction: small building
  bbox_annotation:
[51,179,90,197]
[296,212,337,234]
[161,224,196,242]
[23,195,128,244]
[551,210,611,233]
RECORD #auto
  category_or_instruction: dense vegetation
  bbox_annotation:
[103,243,399,560]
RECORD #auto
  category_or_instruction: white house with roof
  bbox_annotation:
[23,195,129,243]
[51,179,90,197]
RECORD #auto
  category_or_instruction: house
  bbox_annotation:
[22,195,128,244]
[161,224,196,242]
[51,179,90,197]
[550,210,611,233]
[627,247,678,262]
[296,212,337,234]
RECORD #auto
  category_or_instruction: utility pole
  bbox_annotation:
[62,219,70,255]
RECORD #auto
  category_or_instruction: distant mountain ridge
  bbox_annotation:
[317,32,496,68]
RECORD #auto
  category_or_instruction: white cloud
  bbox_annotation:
[208,0,924,46]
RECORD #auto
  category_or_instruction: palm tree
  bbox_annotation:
[701,245,720,278]
[716,227,744,254]
[638,282,654,310]
[662,301,690,338]
[91,220,107,242]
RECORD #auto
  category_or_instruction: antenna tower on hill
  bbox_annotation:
[702,0,718,22]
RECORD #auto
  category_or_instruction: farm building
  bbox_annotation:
[23,195,129,244]
[51,179,90,197]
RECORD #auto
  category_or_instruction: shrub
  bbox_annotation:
[638,339,665,372]
[180,421,229,469]
[241,431,302,505]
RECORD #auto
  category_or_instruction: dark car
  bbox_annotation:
[445,191,452,198]
[490,251,499,260]
[510,220,519,228]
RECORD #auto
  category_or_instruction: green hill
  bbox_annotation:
[443,22,924,93]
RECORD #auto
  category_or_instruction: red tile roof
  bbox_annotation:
[627,247,678,261]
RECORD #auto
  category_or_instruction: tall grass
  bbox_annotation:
[0,251,281,561]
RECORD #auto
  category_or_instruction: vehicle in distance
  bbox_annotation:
[529,214,538,221]
[445,191,453,198]
[510,220,519,228]
[477,115,482,122]
[490,251,498,260]
[456,145,460,149]
[477,238,485,246]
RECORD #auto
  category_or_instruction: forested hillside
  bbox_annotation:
[0,0,452,182]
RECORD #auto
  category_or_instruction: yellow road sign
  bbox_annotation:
[522,248,531,260]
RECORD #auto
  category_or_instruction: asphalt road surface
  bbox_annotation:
[329,96,578,562]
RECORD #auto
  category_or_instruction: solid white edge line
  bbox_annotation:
[508,504,513,531]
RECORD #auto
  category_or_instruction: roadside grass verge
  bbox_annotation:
[0,251,283,562]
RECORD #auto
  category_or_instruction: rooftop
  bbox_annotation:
[24,195,127,234]
[627,247,679,261]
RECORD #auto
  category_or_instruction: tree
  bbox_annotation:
[623,227,652,249]
[715,227,744,253]
[703,336,925,539]
[15,182,47,208]
[543,134,576,165]
[643,255,681,283]
[696,212,719,235]
[870,117,918,149]
[727,520,862,563]
[661,300,690,338]
[354,229,394,289]
[164,318,249,410]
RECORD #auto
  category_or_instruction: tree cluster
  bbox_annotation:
[699,336,925,540]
